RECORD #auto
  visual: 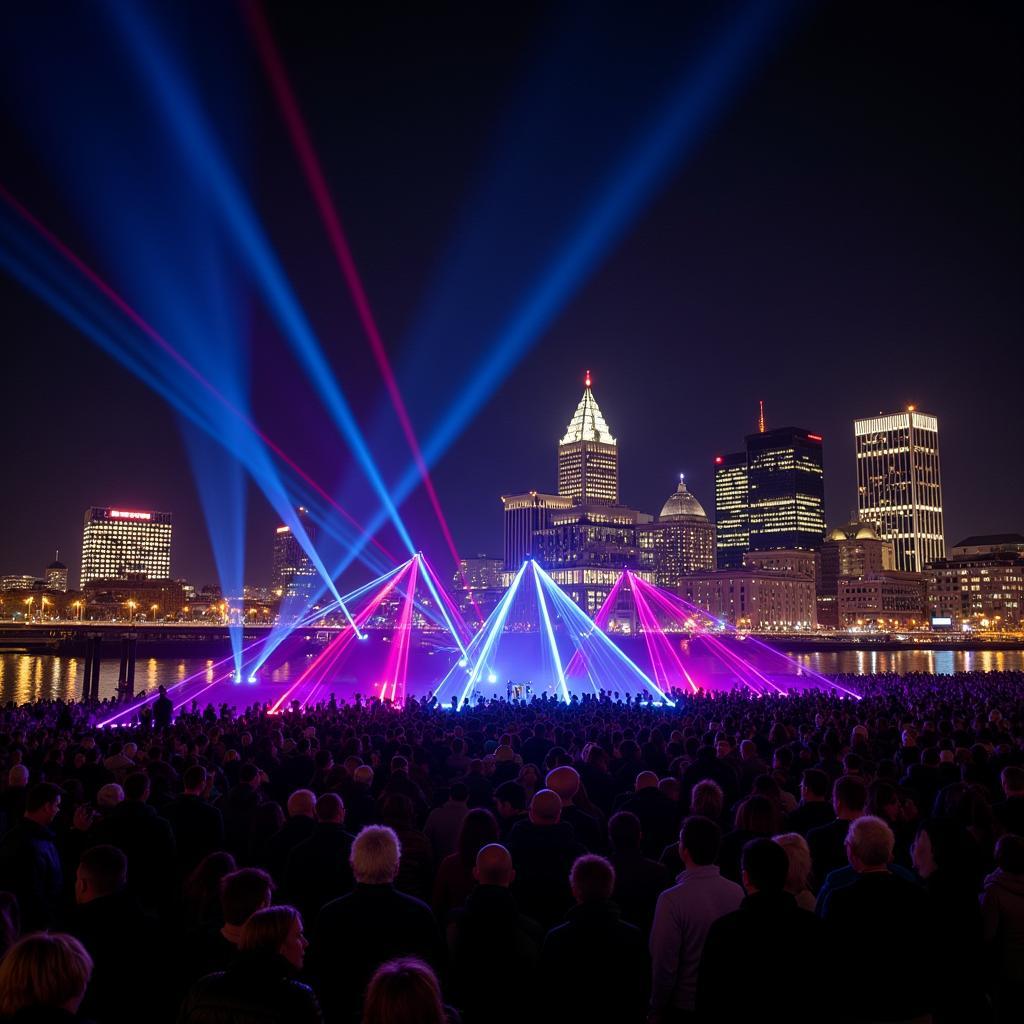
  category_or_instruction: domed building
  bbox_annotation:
[44,553,68,593]
[818,520,896,626]
[637,476,715,588]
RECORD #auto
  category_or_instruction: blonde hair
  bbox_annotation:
[351,826,401,884]
[239,906,302,955]
[0,933,93,1015]
[773,832,812,894]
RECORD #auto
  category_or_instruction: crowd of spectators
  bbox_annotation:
[0,669,1021,1023]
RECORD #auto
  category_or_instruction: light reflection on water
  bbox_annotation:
[0,648,1021,706]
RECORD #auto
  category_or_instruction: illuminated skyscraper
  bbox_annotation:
[746,427,826,552]
[714,452,748,569]
[272,507,318,601]
[80,507,172,587]
[501,491,574,570]
[855,409,945,572]
[557,371,618,504]
[45,552,68,593]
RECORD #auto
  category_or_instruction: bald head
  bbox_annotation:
[635,771,659,792]
[545,766,581,805]
[529,789,562,826]
[475,843,515,886]
[287,789,316,818]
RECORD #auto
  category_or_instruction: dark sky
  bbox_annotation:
[1,1,1020,589]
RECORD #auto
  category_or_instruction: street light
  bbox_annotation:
[126,600,138,623]
[150,603,159,622]
[71,599,83,622]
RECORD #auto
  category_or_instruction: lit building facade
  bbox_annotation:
[927,546,1024,629]
[855,410,945,572]
[746,428,826,553]
[557,371,618,505]
[680,570,817,631]
[45,557,69,593]
[0,575,37,592]
[817,521,896,627]
[742,549,819,579]
[501,491,573,570]
[453,555,506,618]
[83,575,185,620]
[80,507,172,588]
[534,504,649,614]
[714,452,748,569]
[638,477,715,587]
[837,571,926,629]
[272,507,318,601]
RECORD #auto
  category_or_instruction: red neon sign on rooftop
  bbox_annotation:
[807,434,823,441]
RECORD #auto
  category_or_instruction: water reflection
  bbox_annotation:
[1,648,1022,706]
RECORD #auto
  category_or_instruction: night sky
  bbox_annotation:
[1,1,1020,590]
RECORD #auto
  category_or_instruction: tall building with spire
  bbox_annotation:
[557,370,618,504]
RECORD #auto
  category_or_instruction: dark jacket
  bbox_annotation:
[0,818,63,930]
[312,883,443,1023]
[506,820,585,928]
[784,800,834,836]
[90,801,176,910]
[177,951,322,1024]
[697,891,826,1022]
[610,849,671,933]
[63,890,166,1024]
[823,871,938,1021]
[807,816,853,886]
[163,795,225,875]
[447,885,543,1024]
[539,901,648,1024]
[284,823,355,925]
[264,815,317,885]
[615,788,678,857]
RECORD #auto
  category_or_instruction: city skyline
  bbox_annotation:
[1,4,1020,591]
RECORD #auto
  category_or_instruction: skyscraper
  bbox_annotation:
[746,427,825,552]
[501,491,573,569]
[714,452,748,569]
[855,409,945,572]
[80,507,172,587]
[45,552,68,593]
[557,370,618,504]
[272,507,318,601]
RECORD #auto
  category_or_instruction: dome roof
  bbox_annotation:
[827,521,882,542]
[47,560,67,570]
[659,477,707,521]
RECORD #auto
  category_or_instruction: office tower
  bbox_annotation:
[271,507,318,601]
[80,507,172,588]
[714,452,748,569]
[746,427,826,552]
[637,476,715,587]
[44,552,69,593]
[855,409,945,572]
[500,491,573,569]
[557,370,618,504]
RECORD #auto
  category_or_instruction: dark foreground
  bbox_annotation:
[0,670,1022,1023]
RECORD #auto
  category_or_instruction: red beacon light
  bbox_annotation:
[714,455,724,464]
[807,434,823,442]
[584,369,592,388]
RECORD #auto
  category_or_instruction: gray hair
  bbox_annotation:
[350,825,401,884]
[846,815,894,869]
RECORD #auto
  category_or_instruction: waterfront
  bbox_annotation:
[3,646,1024,708]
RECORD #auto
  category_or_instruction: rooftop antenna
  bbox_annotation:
[584,369,592,388]
[758,399,766,433]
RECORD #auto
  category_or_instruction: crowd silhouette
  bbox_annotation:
[0,669,1021,1023]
